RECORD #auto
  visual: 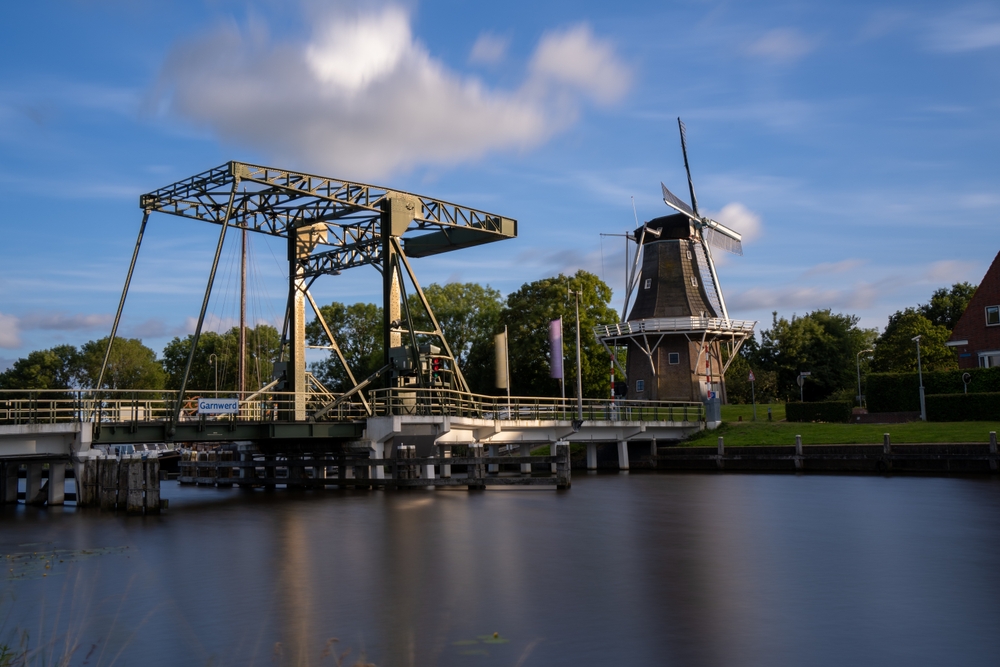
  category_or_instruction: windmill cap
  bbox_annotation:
[637,214,695,243]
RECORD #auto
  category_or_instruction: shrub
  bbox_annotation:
[926,392,1000,422]
[786,401,852,423]
[867,367,1000,412]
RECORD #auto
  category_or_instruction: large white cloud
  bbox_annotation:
[154,7,632,180]
[0,313,20,349]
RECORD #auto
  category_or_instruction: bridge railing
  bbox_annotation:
[369,388,705,422]
[0,389,370,425]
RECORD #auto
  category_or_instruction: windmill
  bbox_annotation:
[596,119,756,407]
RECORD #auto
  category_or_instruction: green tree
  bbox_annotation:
[501,270,618,398]
[918,282,977,330]
[306,302,384,391]
[871,309,956,373]
[724,348,779,404]
[79,337,165,390]
[0,345,82,390]
[756,310,878,401]
[407,282,504,393]
[161,325,280,392]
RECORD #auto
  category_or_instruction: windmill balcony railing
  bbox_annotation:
[0,389,370,426]
[369,387,706,423]
[595,317,757,339]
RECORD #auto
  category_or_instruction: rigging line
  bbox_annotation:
[600,235,606,283]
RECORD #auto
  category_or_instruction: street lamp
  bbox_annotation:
[209,353,218,397]
[856,348,874,408]
[913,335,926,421]
[568,288,584,421]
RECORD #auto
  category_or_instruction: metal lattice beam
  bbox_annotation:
[139,161,517,274]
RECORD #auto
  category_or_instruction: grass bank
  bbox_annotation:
[683,419,1000,447]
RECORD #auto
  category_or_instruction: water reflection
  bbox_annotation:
[2,475,1000,666]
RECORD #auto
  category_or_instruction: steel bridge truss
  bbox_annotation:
[101,161,518,430]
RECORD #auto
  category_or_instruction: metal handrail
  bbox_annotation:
[595,317,756,338]
[368,388,705,422]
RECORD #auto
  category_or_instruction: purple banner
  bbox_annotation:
[549,318,563,379]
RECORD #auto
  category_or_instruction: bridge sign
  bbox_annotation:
[198,398,239,415]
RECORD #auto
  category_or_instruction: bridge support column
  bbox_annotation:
[586,444,597,470]
[550,442,560,473]
[1,463,17,504]
[617,441,629,471]
[488,445,499,473]
[440,445,451,478]
[370,441,385,480]
[520,444,531,473]
[25,463,43,505]
[48,462,65,506]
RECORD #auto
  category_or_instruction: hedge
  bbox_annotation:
[786,401,852,423]
[867,366,1000,413]
[926,392,1000,422]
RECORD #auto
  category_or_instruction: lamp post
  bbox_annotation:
[209,353,218,397]
[856,348,874,408]
[569,288,584,421]
[913,335,926,421]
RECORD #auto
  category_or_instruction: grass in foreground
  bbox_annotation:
[683,420,1000,447]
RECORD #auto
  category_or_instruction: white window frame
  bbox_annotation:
[644,278,652,289]
[986,305,1000,326]
[636,379,645,392]
[668,352,680,365]
[979,351,1000,367]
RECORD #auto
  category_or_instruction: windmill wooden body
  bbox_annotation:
[596,120,755,404]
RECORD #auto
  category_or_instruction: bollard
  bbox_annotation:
[795,435,803,470]
[990,432,997,472]
[717,436,724,470]
[883,433,891,455]
[767,407,772,422]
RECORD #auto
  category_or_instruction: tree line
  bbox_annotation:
[725,282,976,404]
[0,276,977,405]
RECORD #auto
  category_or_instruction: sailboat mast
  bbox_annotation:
[238,225,247,395]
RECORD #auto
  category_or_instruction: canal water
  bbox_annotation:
[2,473,1000,666]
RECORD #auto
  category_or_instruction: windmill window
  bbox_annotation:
[686,250,692,260]
[636,379,645,392]
[668,352,680,365]
[644,278,652,289]
[691,276,698,287]
[987,306,1000,326]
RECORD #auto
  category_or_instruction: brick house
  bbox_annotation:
[948,251,1000,368]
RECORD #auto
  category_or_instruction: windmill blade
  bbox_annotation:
[701,217,743,255]
[661,182,697,219]
[678,117,699,217]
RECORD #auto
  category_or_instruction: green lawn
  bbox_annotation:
[721,403,786,422]
[683,420,1000,447]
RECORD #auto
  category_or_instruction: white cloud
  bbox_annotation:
[19,312,112,331]
[0,313,21,349]
[927,6,1000,52]
[712,202,762,243]
[528,24,632,105]
[154,8,632,180]
[925,259,978,283]
[728,284,878,312]
[745,28,816,63]
[469,33,509,65]
[802,259,867,278]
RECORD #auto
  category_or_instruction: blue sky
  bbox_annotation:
[2,0,999,368]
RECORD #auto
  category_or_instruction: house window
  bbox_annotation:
[668,352,680,365]
[987,306,1000,326]
[644,278,652,289]
[636,379,645,392]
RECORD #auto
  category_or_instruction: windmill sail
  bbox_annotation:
[703,226,743,256]
[692,242,724,318]
[661,183,696,218]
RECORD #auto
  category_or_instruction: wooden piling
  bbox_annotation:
[1,462,17,504]
[795,435,803,470]
[100,458,119,511]
[80,458,98,507]
[126,459,144,514]
[144,459,160,514]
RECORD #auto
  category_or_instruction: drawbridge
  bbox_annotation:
[1,162,708,503]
